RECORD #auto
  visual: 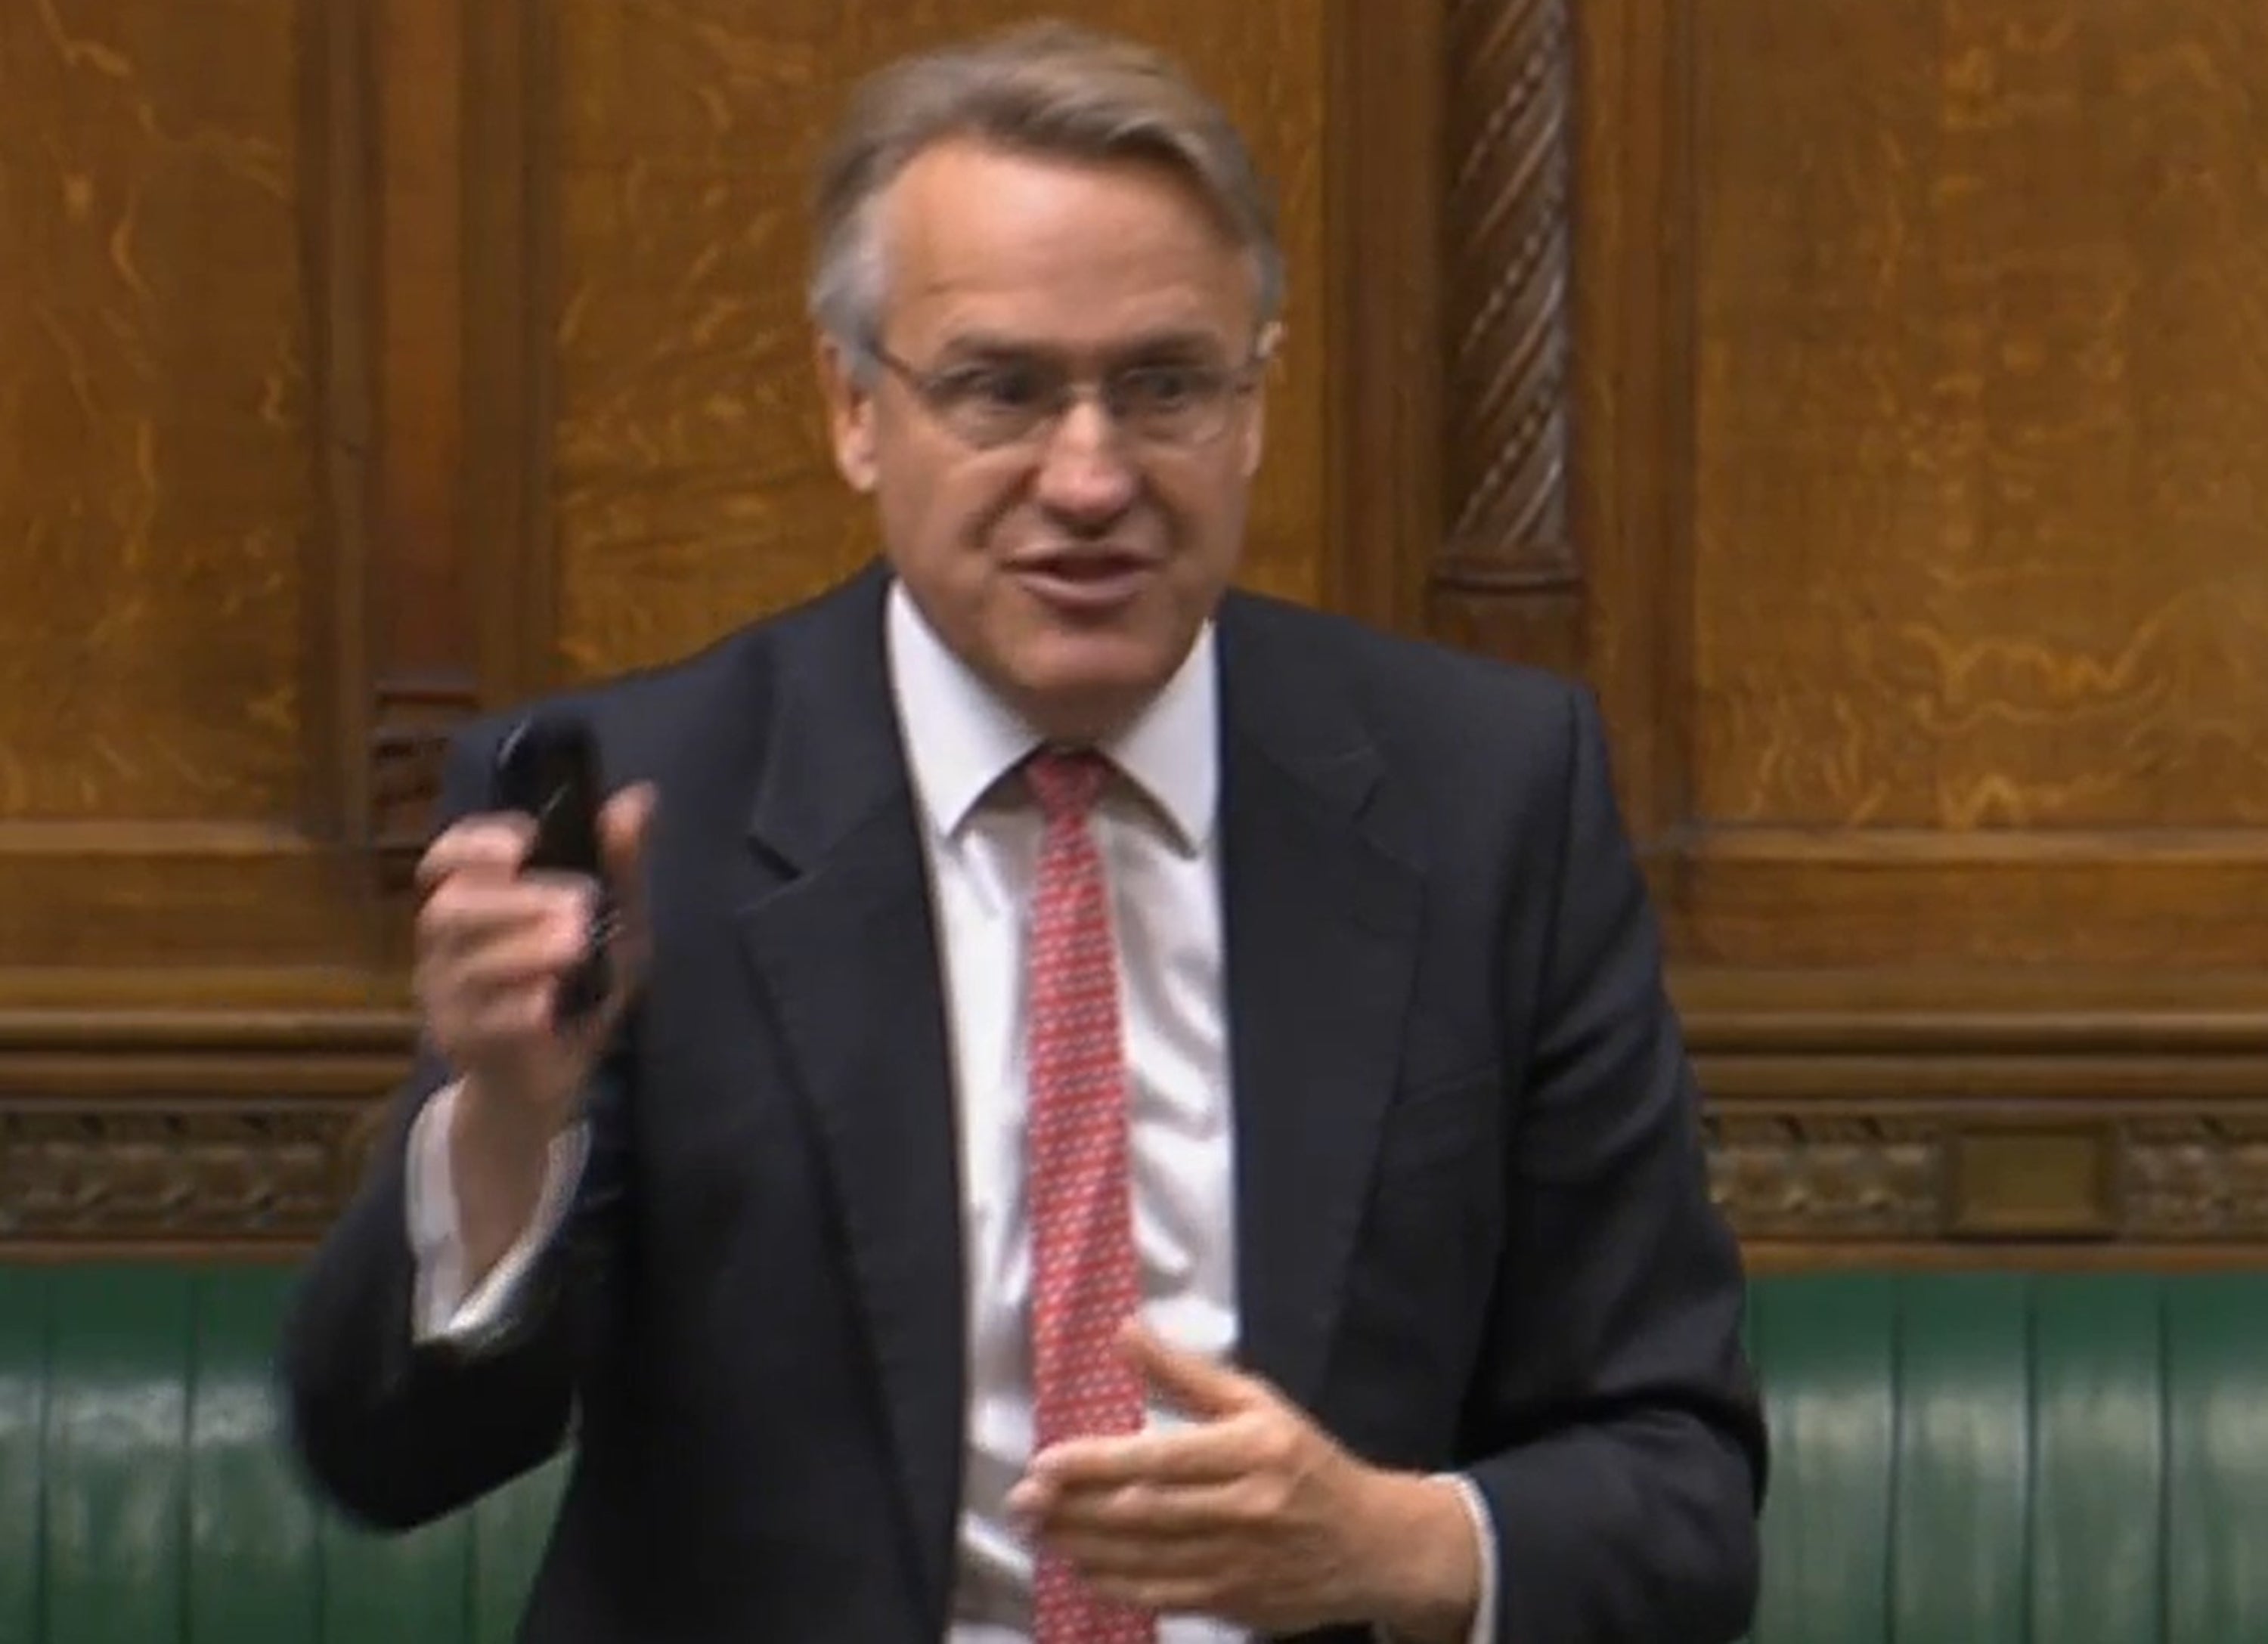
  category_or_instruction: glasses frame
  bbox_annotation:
[865,330,1278,453]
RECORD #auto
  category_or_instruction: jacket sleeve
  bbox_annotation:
[1462,687,1768,1643]
[279,726,636,1531]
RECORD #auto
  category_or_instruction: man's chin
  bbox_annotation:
[1008,646,1182,743]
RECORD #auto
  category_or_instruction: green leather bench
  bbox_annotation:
[1746,1269,2268,1643]
[0,1266,564,1642]
[0,1264,2262,1640]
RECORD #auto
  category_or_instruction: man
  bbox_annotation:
[284,20,1765,1644]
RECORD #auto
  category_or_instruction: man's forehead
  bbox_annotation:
[874,141,1259,342]
[885,135,1222,216]
[878,144,1241,279]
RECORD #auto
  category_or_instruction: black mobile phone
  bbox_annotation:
[492,711,612,1023]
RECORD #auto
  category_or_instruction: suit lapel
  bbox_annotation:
[720,575,1425,1608]
[732,568,965,1623]
[1217,601,1424,1416]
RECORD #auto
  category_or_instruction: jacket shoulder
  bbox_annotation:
[1220,590,1591,753]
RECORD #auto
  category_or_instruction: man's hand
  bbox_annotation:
[1007,1320,1481,1641]
[413,782,655,1281]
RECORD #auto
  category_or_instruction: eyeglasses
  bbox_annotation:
[868,340,1270,452]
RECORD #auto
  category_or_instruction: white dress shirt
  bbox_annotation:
[405,581,1497,1641]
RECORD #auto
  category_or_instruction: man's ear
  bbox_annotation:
[1238,321,1284,481]
[816,333,879,494]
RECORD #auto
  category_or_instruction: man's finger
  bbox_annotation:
[1027,1417,1251,1491]
[414,815,537,892]
[599,782,656,891]
[1030,1476,1259,1540]
[1083,1571,1223,1620]
[440,911,598,1002]
[417,875,594,968]
[1043,1519,1223,1580]
[1118,1319,1259,1420]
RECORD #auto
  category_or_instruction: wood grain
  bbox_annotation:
[8,1,2268,1271]
[0,1005,402,1252]
[1432,0,1581,676]
[1584,0,2268,977]
[0,0,397,1000]
[545,0,1328,681]
[1691,0,2268,832]
[1322,0,1440,638]
[1560,0,2268,1268]
[0,0,311,820]
[1575,0,1694,843]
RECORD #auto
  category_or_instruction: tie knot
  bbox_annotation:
[1025,746,1111,822]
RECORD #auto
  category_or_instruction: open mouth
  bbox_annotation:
[1010,551,1158,613]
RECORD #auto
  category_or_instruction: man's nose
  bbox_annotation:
[1033,396,1140,525]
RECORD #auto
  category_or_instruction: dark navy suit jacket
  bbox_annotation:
[284,565,1766,1642]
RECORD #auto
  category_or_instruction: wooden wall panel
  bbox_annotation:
[542,0,1329,683]
[1673,0,2268,969]
[0,0,420,1254]
[14,0,2268,1265]
[0,0,1363,1252]
[1694,1,2268,841]
[1579,0,2268,1265]
[0,1,310,825]
[0,0,392,994]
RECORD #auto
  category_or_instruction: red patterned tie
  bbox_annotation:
[1024,748,1154,1644]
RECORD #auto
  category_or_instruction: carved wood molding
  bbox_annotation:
[1439,0,1575,593]
[369,673,482,884]
[0,1101,382,1246]
[1709,1114,1947,1240]
[2116,1118,2268,1239]
[0,1010,411,1251]
[8,1094,2266,1254]
[1710,1107,2268,1245]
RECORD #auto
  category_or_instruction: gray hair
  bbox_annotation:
[807,20,1285,377]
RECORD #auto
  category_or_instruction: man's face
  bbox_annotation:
[820,140,1268,742]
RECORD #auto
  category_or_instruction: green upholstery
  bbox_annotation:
[1,1264,2263,1640]
[0,1265,563,1643]
[1744,1271,2268,1644]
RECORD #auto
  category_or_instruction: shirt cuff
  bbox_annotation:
[1448,1472,1499,1644]
[1373,1472,1498,1644]
[404,1077,590,1347]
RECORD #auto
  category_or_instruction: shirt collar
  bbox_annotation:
[885,577,1219,853]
